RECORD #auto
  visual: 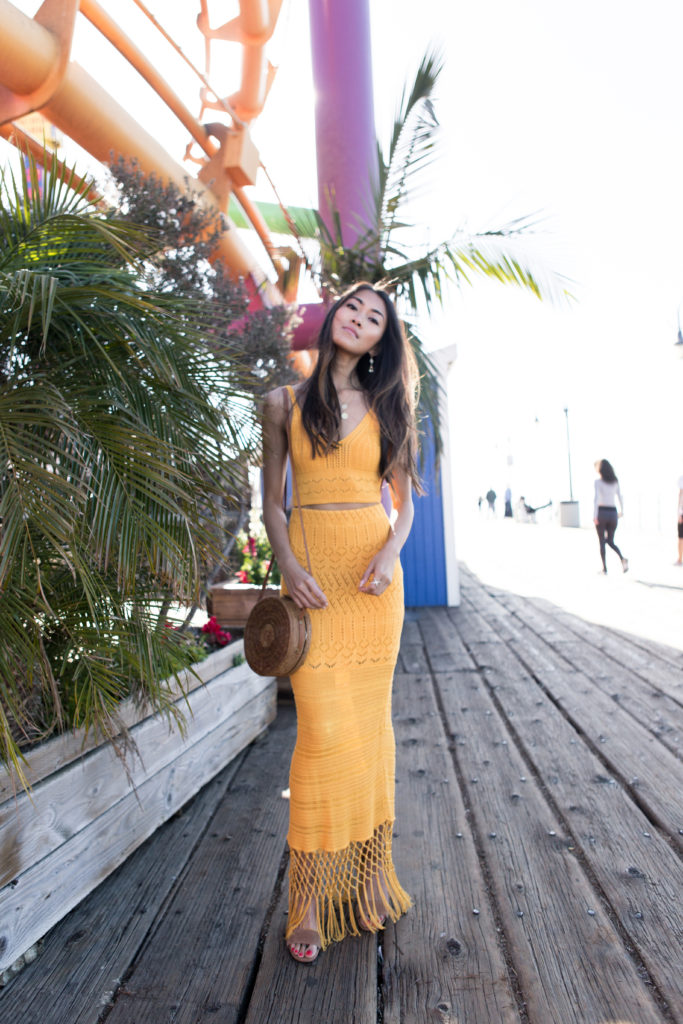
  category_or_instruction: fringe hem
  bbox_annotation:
[285,820,412,950]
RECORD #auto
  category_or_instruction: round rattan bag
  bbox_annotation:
[244,595,311,677]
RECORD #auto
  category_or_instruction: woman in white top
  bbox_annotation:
[593,459,628,574]
[676,474,683,566]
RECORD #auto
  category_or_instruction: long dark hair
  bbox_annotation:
[299,283,422,491]
[598,459,618,483]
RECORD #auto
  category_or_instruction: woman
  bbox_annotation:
[676,473,683,566]
[593,459,628,574]
[262,283,419,964]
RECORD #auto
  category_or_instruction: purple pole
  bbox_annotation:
[308,0,377,248]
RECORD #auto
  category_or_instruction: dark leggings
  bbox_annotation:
[595,506,623,570]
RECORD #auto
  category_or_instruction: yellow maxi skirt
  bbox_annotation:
[282,504,412,948]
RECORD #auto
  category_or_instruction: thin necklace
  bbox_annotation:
[338,385,361,421]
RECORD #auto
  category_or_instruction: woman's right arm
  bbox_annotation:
[262,388,327,610]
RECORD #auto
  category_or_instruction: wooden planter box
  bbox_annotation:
[207,582,279,627]
[0,640,276,975]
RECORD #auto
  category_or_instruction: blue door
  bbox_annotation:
[401,431,447,607]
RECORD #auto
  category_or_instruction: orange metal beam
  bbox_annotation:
[78,0,217,160]
[0,0,281,303]
[79,0,283,270]
[197,0,283,122]
[0,0,77,122]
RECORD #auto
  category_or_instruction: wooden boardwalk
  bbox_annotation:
[2,565,682,1024]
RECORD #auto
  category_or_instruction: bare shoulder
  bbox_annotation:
[265,382,308,420]
[264,385,291,425]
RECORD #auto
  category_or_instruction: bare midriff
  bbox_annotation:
[300,502,381,510]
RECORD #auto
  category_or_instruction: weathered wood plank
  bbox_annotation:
[438,617,683,1016]
[520,590,683,670]
[0,641,247,801]
[0,685,275,974]
[401,618,423,646]
[502,588,683,696]
[0,660,271,887]
[423,617,667,1024]
[400,613,431,673]
[400,645,431,674]
[382,671,519,1024]
[415,603,483,675]
[466,590,683,760]
[456,591,683,843]
[497,591,683,704]
[0,753,245,1022]
[244,876,377,1024]
[103,707,295,1024]
[550,639,682,758]
[607,626,683,671]
[447,603,502,646]
[506,641,683,844]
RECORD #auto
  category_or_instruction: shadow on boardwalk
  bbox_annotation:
[2,565,682,1024]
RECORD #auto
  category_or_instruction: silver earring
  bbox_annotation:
[369,354,374,374]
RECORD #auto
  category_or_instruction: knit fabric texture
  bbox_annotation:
[287,392,383,505]
[282,388,411,949]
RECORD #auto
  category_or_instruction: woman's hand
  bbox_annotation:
[282,558,328,610]
[359,547,398,597]
[359,472,412,597]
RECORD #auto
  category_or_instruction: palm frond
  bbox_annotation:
[375,50,443,249]
[0,150,275,779]
[376,215,574,309]
[404,323,445,460]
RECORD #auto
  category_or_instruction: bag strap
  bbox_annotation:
[284,387,313,577]
[259,386,312,593]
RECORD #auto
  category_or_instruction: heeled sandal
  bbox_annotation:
[287,927,321,964]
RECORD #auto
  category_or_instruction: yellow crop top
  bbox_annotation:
[286,386,382,505]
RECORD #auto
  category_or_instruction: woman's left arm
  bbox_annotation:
[359,468,414,596]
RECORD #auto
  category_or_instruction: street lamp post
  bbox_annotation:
[560,406,580,527]
[564,406,574,501]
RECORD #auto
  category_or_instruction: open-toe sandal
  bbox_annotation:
[287,927,321,964]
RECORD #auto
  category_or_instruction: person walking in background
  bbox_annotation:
[594,459,628,574]
[504,486,513,518]
[676,473,683,566]
[485,488,497,515]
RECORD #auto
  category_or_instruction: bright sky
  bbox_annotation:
[5,0,683,535]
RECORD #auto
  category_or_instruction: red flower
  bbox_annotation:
[200,617,232,647]
[235,569,249,584]
[202,615,222,635]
